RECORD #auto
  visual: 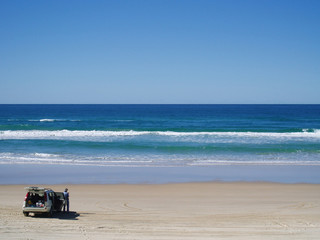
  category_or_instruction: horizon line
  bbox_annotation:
[0,103,319,105]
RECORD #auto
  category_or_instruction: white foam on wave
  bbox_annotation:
[28,119,81,122]
[0,129,320,140]
[0,152,70,164]
[34,152,60,158]
[0,130,147,139]
[40,119,55,122]
[1,151,320,167]
[28,119,56,122]
[159,130,320,138]
[0,152,154,167]
[188,159,320,166]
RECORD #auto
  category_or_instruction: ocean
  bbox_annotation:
[1,104,320,184]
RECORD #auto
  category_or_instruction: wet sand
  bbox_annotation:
[0,183,319,239]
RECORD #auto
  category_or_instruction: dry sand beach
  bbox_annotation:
[0,182,319,239]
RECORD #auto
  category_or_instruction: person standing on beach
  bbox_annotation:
[63,188,69,212]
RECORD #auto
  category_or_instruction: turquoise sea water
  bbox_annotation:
[1,104,320,167]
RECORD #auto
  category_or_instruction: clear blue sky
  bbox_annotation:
[1,0,319,104]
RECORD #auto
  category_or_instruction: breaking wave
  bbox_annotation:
[0,129,319,140]
[1,152,320,167]
[28,119,81,122]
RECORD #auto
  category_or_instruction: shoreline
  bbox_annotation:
[1,163,320,184]
[1,182,319,239]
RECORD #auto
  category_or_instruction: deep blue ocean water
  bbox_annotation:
[1,104,319,168]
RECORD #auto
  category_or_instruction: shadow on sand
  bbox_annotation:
[29,211,81,220]
[53,211,80,220]
[27,211,98,220]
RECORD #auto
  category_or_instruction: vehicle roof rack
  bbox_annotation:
[24,186,52,191]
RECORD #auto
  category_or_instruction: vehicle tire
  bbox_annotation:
[23,212,29,217]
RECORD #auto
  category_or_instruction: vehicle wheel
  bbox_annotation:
[23,212,29,217]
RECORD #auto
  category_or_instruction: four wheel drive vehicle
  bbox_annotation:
[22,187,65,217]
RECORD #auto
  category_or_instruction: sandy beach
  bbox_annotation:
[0,182,319,239]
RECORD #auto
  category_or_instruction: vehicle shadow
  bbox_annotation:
[53,211,80,220]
